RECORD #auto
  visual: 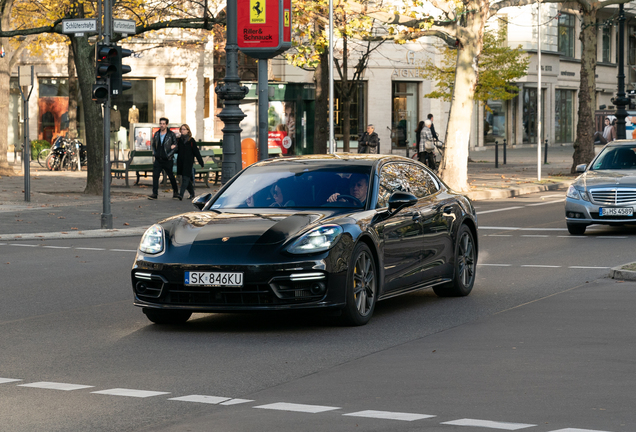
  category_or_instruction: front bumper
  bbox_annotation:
[131,259,348,312]
[565,198,636,225]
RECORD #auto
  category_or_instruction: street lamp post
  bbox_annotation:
[215,0,248,184]
[614,3,629,140]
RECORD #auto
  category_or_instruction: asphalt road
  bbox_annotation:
[1,190,635,432]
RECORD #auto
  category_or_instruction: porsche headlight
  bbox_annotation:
[287,225,343,254]
[139,224,164,254]
[566,185,582,200]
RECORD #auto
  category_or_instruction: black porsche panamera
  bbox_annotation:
[132,154,478,326]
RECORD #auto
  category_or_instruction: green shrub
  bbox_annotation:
[30,140,50,159]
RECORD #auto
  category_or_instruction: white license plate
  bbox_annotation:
[599,207,634,216]
[185,271,243,287]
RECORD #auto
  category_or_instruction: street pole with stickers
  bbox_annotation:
[18,66,34,202]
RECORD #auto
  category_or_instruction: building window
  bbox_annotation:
[38,78,70,143]
[558,13,575,58]
[602,26,611,63]
[555,89,574,143]
[391,82,419,149]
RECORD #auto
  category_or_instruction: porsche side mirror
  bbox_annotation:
[388,191,418,214]
[575,164,587,173]
[192,193,213,211]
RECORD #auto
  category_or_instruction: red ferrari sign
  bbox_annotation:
[237,0,292,59]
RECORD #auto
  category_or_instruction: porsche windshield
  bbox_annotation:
[591,146,636,170]
[210,163,372,209]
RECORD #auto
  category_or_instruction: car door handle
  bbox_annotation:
[443,206,453,215]
[412,213,422,221]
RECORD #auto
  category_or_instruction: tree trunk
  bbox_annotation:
[571,9,597,173]
[314,49,329,154]
[439,4,487,192]
[68,45,79,140]
[0,41,14,176]
[71,36,104,194]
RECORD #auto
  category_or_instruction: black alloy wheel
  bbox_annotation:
[567,223,587,235]
[143,308,192,325]
[434,224,476,297]
[341,242,377,326]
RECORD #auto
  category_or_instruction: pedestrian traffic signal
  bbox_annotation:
[92,78,109,103]
[110,46,133,98]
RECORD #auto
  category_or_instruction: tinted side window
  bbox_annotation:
[402,164,439,198]
[377,163,411,208]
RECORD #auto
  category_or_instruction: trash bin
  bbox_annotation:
[241,138,257,169]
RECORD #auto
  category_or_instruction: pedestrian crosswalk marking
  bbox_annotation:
[169,395,230,404]
[254,402,340,413]
[91,388,170,398]
[441,418,536,430]
[343,410,435,421]
[18,381,94,391]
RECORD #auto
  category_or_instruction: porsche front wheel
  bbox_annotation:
[143,308,192,325]
[341,243,377,326]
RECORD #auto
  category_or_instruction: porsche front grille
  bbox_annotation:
[590,188,636,205]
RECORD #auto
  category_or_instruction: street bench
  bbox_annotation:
[111,150,159,187]
[195,141,223,187]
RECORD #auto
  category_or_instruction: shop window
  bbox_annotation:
[391,82,419,149]
[522,87,545,144]
[558,13,575,58]
[334,82,365,138]
[484,100,506,144]
[114,79,154,130]
[555,89,574,143]
[38,78,70,143]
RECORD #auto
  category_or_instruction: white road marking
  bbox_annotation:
[75,247,106,251]
[557,236,586,238]
[9,243,38,247]
[521,235,550,238]
[477,206,524,215]
[442,418,536,430]
[521,265,561,268]
[596,236,628,239]
[42,245,71,249]
[478,264,512,267]
[220,398,254,405]
[526,199,565,206]
[91,388,170,398]
[343,410,435,421]
[109,249,137,252]
[548,429,613,432]
[486,234,513,237]
[254,402,340,413]
[540,194,565,199]
[168,395,231,404]
[18,381,94,391]
[0,378,22,384]
[569,266,611,269]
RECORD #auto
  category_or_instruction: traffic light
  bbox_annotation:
[92,44,117,103]
[110,46,133,98]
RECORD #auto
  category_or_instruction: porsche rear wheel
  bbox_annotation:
[143,308,192,325]
[341,243,377,326]
[434,224,476,297]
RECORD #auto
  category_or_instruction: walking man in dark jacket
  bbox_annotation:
[357,124,380,154]
[149,117,179,199]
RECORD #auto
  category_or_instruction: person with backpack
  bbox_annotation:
[358,124,380,154]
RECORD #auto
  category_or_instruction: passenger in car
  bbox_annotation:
[326,174,369,205]
[269,180,296,207]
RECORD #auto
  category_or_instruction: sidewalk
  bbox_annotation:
[0,145,576,239]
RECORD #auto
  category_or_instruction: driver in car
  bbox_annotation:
[327,174,369,205]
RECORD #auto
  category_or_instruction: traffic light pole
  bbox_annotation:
[100,0,113,229]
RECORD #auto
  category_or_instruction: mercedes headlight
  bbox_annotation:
[139,224,164,254]
[287,225,343,254]
[566,185,582,200]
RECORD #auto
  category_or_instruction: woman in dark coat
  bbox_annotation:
[175,123,205,200]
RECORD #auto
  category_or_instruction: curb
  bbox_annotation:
[609,263,636,281]
[467,180,573,201]
[0,227,148,241]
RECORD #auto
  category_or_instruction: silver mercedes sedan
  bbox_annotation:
[565,140,636,235]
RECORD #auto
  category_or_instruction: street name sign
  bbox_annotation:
[237,0,291,59]
[113,19,136,35]
[62,19,97,36]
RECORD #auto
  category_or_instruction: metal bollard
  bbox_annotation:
[495,140,499,168]
[544,139,548,164]
[503,138,507,165]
